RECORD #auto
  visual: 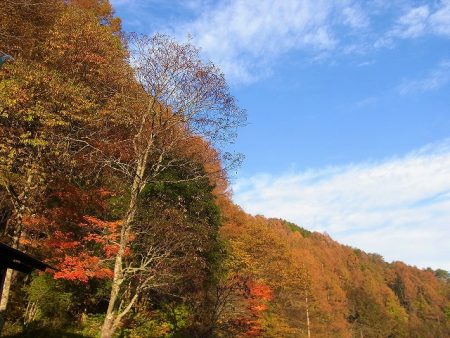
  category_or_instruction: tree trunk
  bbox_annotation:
[100,192,137,338]
[0,207,26,333]
[0,269,6,333]
[101,148,149,338]
[305,294,311,338]
[24,300,38,326]
[0,269,13,312]
[0,211,25,304]
[0,170,34,325]
[101,312,116,338]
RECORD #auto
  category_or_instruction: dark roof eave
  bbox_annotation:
[0,242,56,272]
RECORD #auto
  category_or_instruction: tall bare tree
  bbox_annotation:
[99,34,245,338]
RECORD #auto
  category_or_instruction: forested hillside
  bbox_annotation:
[0,1,449,337]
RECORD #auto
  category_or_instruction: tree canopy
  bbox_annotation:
[0,1,448,337]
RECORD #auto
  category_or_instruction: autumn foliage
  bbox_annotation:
[0,1,449,337]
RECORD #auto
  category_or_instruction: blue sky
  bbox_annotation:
[111,0,450,270]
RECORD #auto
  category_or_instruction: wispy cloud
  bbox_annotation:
[233,141,450,270]
[398,59,450,94]
[169,0,374,83]
[431,0,450,35]
[378,0,450,46]
[392,5,430,38]
[112,0,450,84]
[342,4,369,29]
[111,0,213,31]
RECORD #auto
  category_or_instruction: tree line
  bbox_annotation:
[1,1,449,337]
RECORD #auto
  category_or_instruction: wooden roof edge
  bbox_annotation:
[0,242,57,272]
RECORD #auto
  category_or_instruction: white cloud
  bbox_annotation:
[430,0,450,35]
[398,59,450,94]
[393,5,430,38]
[385,1,450,42]
[233,141,450,270]
[342,5,369,29]
[112,0,450,84]
[173,0,371,83]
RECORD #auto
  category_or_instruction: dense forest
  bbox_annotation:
[0,1,449,337]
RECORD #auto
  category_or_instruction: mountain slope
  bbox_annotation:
[219,198,450,337]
